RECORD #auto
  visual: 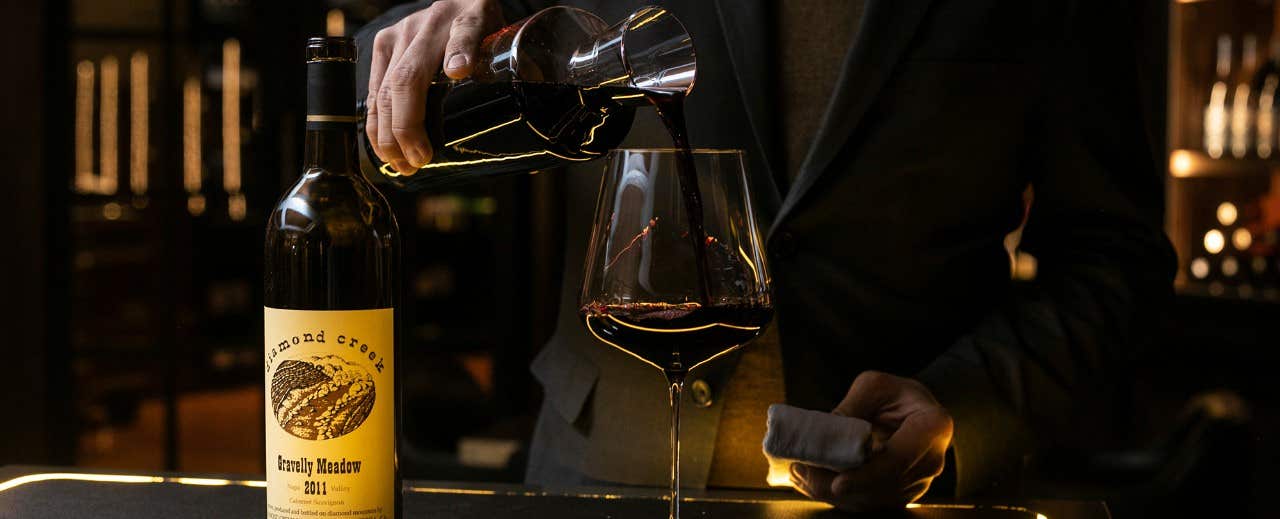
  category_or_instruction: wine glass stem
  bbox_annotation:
[666,371,685,519]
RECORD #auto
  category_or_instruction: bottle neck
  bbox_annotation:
[303,50,358,173]
[304,122,358,173]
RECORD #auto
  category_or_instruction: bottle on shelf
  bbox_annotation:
[1205,34,1232,159]
[1232,34,1257,158]
[1255,37,1280,159]
[264,37,401,519]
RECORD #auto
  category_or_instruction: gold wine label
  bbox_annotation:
[264,307,395,519]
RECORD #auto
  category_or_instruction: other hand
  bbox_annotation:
[790,371,953,512]
[366,0,503,174]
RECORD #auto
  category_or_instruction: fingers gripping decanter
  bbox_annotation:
[358,5,697,189]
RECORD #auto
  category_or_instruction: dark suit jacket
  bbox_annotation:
[357,0,1176,496]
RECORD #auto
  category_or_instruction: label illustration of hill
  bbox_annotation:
[271,355,376,440]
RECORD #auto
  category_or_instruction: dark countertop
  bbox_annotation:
[0,466,1108,519]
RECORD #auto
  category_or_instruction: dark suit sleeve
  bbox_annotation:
[354,0,552,103]
[915,3,1176,496]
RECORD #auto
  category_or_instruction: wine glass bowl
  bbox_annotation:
[578,148,773,518]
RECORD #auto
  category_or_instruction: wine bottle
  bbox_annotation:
[1206,34,1232,159]
[264,37,400,519]
[1256,37,1280,158]
[1232,34,1257,158]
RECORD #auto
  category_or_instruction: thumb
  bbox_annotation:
[832,371,899,420]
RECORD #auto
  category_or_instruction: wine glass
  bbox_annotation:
[579,148,773,519]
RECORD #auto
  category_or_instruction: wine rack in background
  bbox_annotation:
[60,0,557,480]
[1169,0,1280,300]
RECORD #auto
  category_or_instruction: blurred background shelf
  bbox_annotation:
[1169,148,1280,178]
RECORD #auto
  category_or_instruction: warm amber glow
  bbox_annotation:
[1217,202,1238,226]
[99,55,119,195]
[1233,228,1252,250]
[188,194,206,216]
[1222,256,1240,277]
[1204,229,1225,254]
[1206,83,1229,159]
[1169,150,1194,177]
[1191,257,1210,279]
[102,202,122,221]
[326,9,345,36]
[766,462,794,487]
[75,60,96,193]
[229,192,247,221]
[1012,251,1038,281]
[184,75,203,194]
[1231,83,1251,158]
[222,39,242,194]
[130,51,149,195]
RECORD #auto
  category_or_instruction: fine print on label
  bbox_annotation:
[265,307,395,519]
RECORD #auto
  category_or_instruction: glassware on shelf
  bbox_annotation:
[1231,34,1257,158]
[1206,34,1232,159]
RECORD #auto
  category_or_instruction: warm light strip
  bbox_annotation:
[445,116,522,147]
[583,315,665,372]
[99,55,119,195]
[0,473,268,493]
[405,485,833,507]
[0,473,162,492]
[172,477,231,486]
[75,60,95,193]
[1169,149,1194,178]
[736,244,760,285]
[628,9,667,31]
[579,114,610,148]
[0,473,1039,518]
[404,487,498,496]
[184,75,203,193]
[326,8,345,37]
[222,38,242,194]
[130,51,149,195]
[378,149,585,177]
[604,314,761,333]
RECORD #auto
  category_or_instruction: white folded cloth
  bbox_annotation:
[761,403,873,486]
